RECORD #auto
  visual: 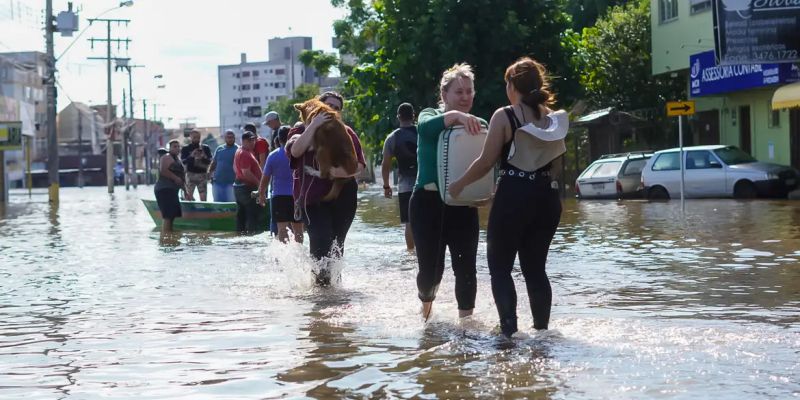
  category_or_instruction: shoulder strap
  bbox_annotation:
[503,105,521,131]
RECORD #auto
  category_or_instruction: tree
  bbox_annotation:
[266,84,321,126]
[567,0,627,30]
[298,49,339,86]
[331,0,573,159]
[565,0,685,113]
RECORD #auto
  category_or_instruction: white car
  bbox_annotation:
[576,152,652,199]
[640,145,799,199]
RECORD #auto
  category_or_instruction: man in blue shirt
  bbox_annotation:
[257,126,303,243]
[207,129,239,202]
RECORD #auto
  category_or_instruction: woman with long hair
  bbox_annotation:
[449,57,566,337]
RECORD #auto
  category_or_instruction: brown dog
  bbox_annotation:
[293,99,359,201]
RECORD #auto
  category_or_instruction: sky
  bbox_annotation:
[0,0,348,128]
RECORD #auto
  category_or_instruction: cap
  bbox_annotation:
[263,111,279,124]
[157,147,168,155]
[224,129,235,134]
[241,131,256,140]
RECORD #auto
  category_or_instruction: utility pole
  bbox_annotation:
[121,88,129,190]
[87,18,131,194]
[124,64,143,189]
[45,0,59,204]
[143,99,148,185]
[77,106,83,188]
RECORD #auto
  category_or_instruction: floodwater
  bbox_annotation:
[0,186,798,399]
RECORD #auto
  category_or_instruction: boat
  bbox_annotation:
[142,198,270,231]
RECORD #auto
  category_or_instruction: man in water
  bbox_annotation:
[381,102,418,251]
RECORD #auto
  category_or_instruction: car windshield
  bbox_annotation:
[713,146,757,165]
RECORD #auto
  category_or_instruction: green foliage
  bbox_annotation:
[566,0,627,30]
[566,0,685,113]
[299,49,340,85]
[265,84,322,126]
[332,0,573,160]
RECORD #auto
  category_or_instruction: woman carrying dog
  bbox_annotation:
[412,63,487,320]
[286,92,366,286]
[448,57,566,337]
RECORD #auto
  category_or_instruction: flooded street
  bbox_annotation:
[1,186,798,399]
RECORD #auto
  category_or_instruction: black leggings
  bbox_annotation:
[303,178,358,261]
[410,189,479,310]
[487,176,561,336]
[234,185,261,233]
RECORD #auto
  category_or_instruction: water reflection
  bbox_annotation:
[0,187,798,399]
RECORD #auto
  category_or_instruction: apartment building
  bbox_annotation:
[218,37,314,134]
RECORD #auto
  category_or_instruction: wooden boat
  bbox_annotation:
[142,198,270,231]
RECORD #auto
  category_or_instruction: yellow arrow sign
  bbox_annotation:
[666,101,695,116]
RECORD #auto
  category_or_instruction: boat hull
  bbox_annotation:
[142,199,269,231]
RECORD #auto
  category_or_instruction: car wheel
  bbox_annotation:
[647,186,669,200]
[733,180,757,199]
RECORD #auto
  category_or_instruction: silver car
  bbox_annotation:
[576,152,652,199]
[641,145,799,199]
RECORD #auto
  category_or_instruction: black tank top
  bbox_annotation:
[501,105,551,173]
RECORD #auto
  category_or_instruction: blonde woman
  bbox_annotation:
[411,63,487,320]
[449,57,566,337]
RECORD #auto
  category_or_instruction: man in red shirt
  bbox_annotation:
[245,122,270,168]
[233,131,264,233]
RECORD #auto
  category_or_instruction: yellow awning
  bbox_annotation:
[772,82,800,110]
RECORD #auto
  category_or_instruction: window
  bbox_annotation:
[252,70,259,77]
[241,97,251,104]
[652,152,680,171]
[713,146,757,165]
[659,0,678,23]
[768,104,780,128]
[233,72,239,78]
[240,84,251,90]
[589,162,622,178]
[275,68,285,75]
[623,159,648,175]
[253,97,260,103]
[686,151,721,169]
[233,85,237,90]
[253,83,260,90]
[270,69,273,73]
[690,0,711,14]
[242,71,250,77]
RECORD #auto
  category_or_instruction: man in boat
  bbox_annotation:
[381,102,418,251]
[207,129,238,202]
[181,130,213,201]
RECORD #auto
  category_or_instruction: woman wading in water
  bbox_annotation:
[449,57,566,337]
[411,63,487,320]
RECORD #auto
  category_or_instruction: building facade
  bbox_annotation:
[651,0,800,168]
[0,51,47,187]
[218,37,314,134]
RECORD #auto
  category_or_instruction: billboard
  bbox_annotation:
[690,50,800,96]
[0,122,23,151]
[713,0,800,65]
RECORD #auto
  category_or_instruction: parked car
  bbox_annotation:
[640,145,799,199]
[576,152,652,199]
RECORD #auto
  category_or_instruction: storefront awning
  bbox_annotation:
[772,82,800,110]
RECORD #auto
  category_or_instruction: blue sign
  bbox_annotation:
[690,50,799,97]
